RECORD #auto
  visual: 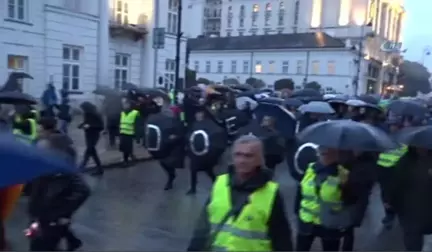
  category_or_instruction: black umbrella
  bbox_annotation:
[131,87,169,101]
[229,84,253,92]
[388,100,428,117]
[187,118,228,162]
[237,121,284,157]
[145,112,185,159]
[297,120,399,151]
[284,98,303,108]
[291,88,322,99]
[93,86,120,97]
[396,126,432,149]
[258,97,284,105]
[254,102,297,140]
[357,94,379,105]
[0,91,37,105]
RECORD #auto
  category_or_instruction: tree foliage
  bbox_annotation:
[274,78,295,91]
[398,60,431,96]
[223,78,240,85]
[196,77,212,85]
[304,81,321,91]
[245,77,266,88]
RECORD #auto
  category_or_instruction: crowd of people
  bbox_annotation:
[0,82,432,251]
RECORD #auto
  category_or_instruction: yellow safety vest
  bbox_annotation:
[207,174,278,252]
[13,118,38,144]
[120,110,139,135]
[377,145,408,168]
[299,163,348,225]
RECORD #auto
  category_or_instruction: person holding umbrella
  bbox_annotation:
[385,125,432,251]
[294,120,398,251]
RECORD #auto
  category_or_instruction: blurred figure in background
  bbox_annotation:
[40,83,58,118]
[28,133,90,251]
[57,90,72,135]
[78,102,104,175]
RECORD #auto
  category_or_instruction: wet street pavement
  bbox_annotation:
[4,157,419,251]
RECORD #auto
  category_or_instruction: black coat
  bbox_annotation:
[28,173,90,222]
[79,112,104,147]
[187,167,293,251]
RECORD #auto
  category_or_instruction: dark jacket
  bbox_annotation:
[79,110,104,146]
[388,150,432,233]
[187,167,293,251]
[57,101,71,122]
[28,172,90,223]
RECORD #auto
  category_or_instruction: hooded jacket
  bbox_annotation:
[187,166,293,251]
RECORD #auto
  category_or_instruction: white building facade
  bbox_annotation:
[0,0,187,100]
[189,33,369,95]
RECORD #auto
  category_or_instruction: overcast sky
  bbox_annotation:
[402,1,432,69]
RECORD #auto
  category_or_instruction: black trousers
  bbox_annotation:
[29,225,67,251]
[107,127,118,147]
[296,233,341,251]
[160,162,176,182]
[81,134,102,168]
[189,161,216,191]
[341,227,355,251]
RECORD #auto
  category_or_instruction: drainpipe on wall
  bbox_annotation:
[249,51,254,78]
[303,50,310,85]
[97,0,110,87]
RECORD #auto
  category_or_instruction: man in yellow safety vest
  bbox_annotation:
[12,106,38,144]
[187,135,293,251]
[119,99,140,166]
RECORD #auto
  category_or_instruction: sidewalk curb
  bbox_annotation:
[83,156,155,172]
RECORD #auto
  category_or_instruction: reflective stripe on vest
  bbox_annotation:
[120,110,139,135]
[207,174,278,252]
[13,118,38,144]
[299,163,347,225]
[377,145,407,167]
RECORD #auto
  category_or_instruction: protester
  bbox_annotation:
[40,83,58,118]
[12,105,38,144]
[28,133,90,251]
[57,90,72,135]
[188,135,293,251]
[78,102,104,175]
[119,99,139,166]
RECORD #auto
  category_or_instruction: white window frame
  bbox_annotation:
[205,61,211,73]
[62,45,82,91]
[243,60,249,73]
[7,55,28,91]
[296,60,303,74]
[114,53,131,90]
[167,0,178,34]
[217,61,223,73]
[231,60,237,73]
[255,61,262,73]
[164,59,176,89]
[268,60,275,73]
[194,60,199,72]
[282,61,289,73]
[311,60,320,74]
[7,0,27,21]
[114,0,129,25]
[327,60,336,75]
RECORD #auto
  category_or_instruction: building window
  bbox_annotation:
[253,4,259,12]
[239,18,244,27]
[164,59,176,88]
[8,0,27,21]
[296,60,303,74]
[114,54,130,89]
[243,60,249,73]
[255,61,262,73]
[278,1,285,26]
[167,0,178,34]
[205,61,211,73]
[327,61,336,74]
[217,61,223,73]
[338,0,351,26]
[226,31,231,36]
[265,3,271,26]
[227,6,233,28]
[115,0,129,25]
[231,60,237,73]
[311,0,322,27]
[311,60,320,74]
[239,31,244,36]
[239,5,245,17]
[194,60,199,72]
[7,55,27,90]
[252,4,258,26]
[268,61,275,73]
[293,0,300,31]
[62,45,81,91]
[282,61,289,73]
